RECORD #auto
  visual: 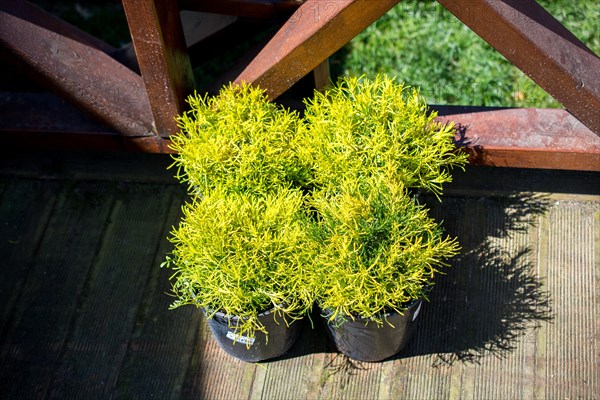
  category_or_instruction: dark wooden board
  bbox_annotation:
[0,150,177,185]
[0,180,60,340]
[0,152,597,399]
[113,189,200,399]
[0,181,115,399]
[45,184,176,399]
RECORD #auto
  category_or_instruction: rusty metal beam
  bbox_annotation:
[235,0,401,100]
[0,1,155,136]
[437,0,600,135]
[436,108,600,171]
[123,0,195,137]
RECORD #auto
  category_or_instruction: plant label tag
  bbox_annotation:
[226,331,255,346]
[412,302,423,322]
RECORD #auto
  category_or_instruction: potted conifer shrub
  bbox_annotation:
[302,75,468,362]
[162,84,314,362]
[163,75,467,363]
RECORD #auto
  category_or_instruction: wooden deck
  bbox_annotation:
[0,151,598,399]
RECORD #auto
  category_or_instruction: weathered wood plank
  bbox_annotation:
[181,11,238,48]
[187,19,270,66]
[0,91,174,152]
[464,199,540,399]
[235,0,401,100]
[180,318,259,399]
[0,0,114,54]
[543,203,599,398]
[0,180,59,341]
[112,189,200,399]
[46,184,174,399]
[437,108,600,171]
[123,0,195,137]
[0,2,155,136]
[0,130,174,153]
[259,321,330,399]
[0,182,115,399]
[0,92,116,134]
[317,354,384,399]
[446,166,600,198]
[437,0,600,135]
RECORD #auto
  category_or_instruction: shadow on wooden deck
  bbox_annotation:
[0,151,598,399]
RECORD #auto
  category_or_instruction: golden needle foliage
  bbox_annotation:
[164,76,468,338]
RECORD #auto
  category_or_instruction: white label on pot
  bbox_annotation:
[226,331,255,346]
[412,302,423,322]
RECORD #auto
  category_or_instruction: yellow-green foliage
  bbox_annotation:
[310,178,460,323]
[303,76,467,323]
[164,76,468,338]
[166,84,315,339]
[163,188,314,339]
[171,83,311,196]
[301,75,468,197]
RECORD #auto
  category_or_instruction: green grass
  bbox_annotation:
[331,0,599,108]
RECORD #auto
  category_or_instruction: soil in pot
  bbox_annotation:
[322,299,423,362]
[204,308,303,362]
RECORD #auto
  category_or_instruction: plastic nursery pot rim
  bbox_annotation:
[319,298,423,322]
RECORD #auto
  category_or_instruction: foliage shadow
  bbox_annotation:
[271,192,553,368]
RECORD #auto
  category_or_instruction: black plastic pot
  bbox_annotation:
[322,299,423,362]
[204,308,302,362]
